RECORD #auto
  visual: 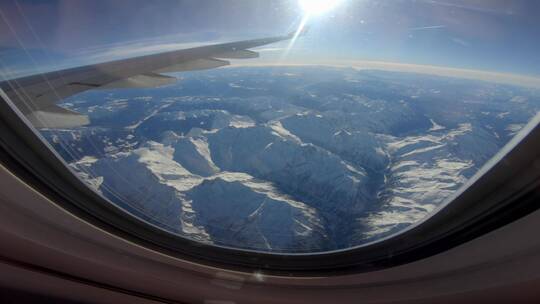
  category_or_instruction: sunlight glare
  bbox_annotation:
[299,0,342,15]
[283,0,343,59]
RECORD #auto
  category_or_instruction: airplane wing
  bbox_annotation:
[0,32,297,128]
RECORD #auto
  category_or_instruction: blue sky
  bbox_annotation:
[1,0,540,79]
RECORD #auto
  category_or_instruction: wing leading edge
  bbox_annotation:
[0,32,296,128]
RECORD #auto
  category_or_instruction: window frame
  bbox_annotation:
[1,84,540,276]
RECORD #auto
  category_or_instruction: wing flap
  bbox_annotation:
[26,105,89,129]
[155,58,230,73]
[99,73,176,89]
[216,50,259,59]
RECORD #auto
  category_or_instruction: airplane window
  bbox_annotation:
[1,0,539,254]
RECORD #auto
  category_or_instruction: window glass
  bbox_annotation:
[1,0,539,252]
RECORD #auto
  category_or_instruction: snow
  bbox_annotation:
[428,119,445,131]
[70,139,328,251]
[56,66,540,252]
[358,121,493,240]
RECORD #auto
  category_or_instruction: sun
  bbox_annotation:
[298,0,343,15]
[283,0,344,58]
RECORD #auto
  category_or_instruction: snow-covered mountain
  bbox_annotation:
[44,66,540,252]
[72,141,327,251]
